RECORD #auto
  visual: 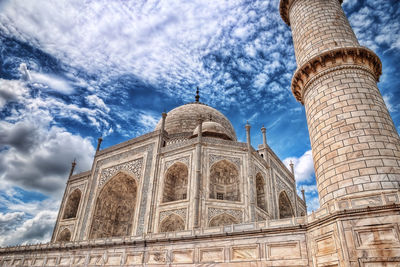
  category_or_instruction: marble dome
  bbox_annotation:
[155,102,237,141]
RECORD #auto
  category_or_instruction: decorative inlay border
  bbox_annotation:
[270,160,292,187]
[208,207,243,222]
[276,176,294,203]
[69,183,85,194]
[164,156,190,173]
[291,47,382,103]
[159,208,187,223]
[98,158,143,188]
[209,154,241,169]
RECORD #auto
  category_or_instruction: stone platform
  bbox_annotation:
[1,190,400,267]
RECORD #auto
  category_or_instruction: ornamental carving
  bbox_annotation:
[207,207,242,223]
[276,176,294,203]
[69,183,85,194]
[270,160,292,187]
[291,47,382,103]
[159,208,187,224]
[164,156,190,173]
[209,154,241,169]
[80,143,154,239]
[98,158,143,188]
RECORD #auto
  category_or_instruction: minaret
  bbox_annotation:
[280,0,400,207]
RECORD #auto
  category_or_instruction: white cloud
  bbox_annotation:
[283,150,315,182]
[383,94,397,113]
[343,0,358,9]
[30,72,74,94]
[138,112,159,132]
[0,79,29,109]
[0,0,295,109]
[0,120,95,194]
[86,94,110,113]
[0,210,57,246]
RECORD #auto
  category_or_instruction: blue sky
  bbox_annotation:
[0,0,399,246]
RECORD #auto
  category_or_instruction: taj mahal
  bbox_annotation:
[1,0,400,266]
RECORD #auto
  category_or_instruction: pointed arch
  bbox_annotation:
[162,162,188,203]
[159,213,185,232]
[209,213,239,227]
[209,160,240,201]
[255,173,266,212]
[62,189,82,219]
[57,228,71,242]
[89,172,137,239]
[279,191,294,219]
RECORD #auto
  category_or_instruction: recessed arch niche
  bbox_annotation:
[89,172,137,239]
[256,173,267,212]
[62,188,81,219]
[57,228,71,242]
[279,191,294,219]
[159,214,185,232]
[209,213,239,227]
[162,162,188,203]
[209,160,240,201]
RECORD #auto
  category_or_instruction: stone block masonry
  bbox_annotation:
[280,0,400,208]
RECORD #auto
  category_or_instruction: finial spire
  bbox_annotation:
[69,159,76,177]
[96,137,103,152]
[195,86,200,103]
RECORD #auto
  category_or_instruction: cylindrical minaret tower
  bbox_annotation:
[280,0,400,207]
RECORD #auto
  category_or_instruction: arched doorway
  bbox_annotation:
[57,228,71,242]
[209,160,240,201]
[62,189,81,219]
[279,191,294,219]
[159,214,185,232]
[209,213,239,227]
[89,172,137,239]
[162,163,188,202]
[255,173,266,211]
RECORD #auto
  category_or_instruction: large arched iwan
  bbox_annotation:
[279,191,294,219]
[256,173,267,212]
[89,172,137,239]
[209,160,240,201]
[162,162,188,203]
[62,189,81,219]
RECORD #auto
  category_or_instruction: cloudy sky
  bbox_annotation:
[0,0,399,246]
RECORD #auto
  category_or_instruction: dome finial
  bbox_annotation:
[195,86,200,103]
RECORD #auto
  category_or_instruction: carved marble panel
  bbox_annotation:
[105,254,121,265]
[267,242,301,260]
[147,251,166,264]
[33,258,44,266]
[316,235,336,256]
[231,246,258,261]
[172,250,193,263]
[164,156,190,172]
[88,255,103,265]
[209,154,241,169]
[72,256,85,265]
[59,256,70,266]
[45,258,57,266]
[159,208,187,223]
[199,248,224,263]
[355,225,400,248]
[98,157,143,188]
[126,254,142,265]
[208,207,243,222]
